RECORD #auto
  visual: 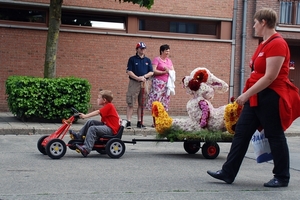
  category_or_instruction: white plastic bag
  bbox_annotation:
[251,129,273,163]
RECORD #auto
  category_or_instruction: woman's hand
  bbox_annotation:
[164,67,169,74]
[235,93,249,105]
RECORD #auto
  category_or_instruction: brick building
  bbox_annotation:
[234,0,300,97]
[0,0,299,116]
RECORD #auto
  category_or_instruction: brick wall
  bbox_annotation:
[232,0,257,98]
[233,0,300,99]
[0,0,234,115]
[21,0,234,18]
[0,27,232,115]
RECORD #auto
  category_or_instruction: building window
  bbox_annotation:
[170,22,198,34]
[61,12,125,30]
[279,0,300,25]
[0,5,228,39]
[139,18,218,36]
[0,7,46,23]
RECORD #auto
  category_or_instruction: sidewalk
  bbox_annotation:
[0,112,300,136]
[0,112,159,136]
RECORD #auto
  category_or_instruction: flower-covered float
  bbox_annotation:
[151,67,243,158]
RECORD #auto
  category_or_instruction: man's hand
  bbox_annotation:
[137,76,146,82]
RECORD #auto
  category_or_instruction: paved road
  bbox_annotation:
[0,134,300,200]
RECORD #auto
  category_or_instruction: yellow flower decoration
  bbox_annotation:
[152,101,173,134]
[224,100,243,134]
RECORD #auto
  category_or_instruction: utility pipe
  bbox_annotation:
[229,0,238,101]
[240,0,248,94]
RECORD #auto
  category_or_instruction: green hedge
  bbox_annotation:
[5,76,91,121]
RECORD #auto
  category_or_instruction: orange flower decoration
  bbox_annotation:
[187,69,209,91]
[152,103,159,117]
[151,101,173,134]
[224,98,243,134]
[194,69,208,83]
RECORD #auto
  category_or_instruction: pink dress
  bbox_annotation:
[146,56,173,111]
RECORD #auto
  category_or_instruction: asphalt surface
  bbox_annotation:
[0,113,300,199]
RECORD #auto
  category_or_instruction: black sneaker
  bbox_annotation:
[137,121,146,129]
[75,144,89,157]
[263,178,288,187]
[207,170,234,184]
[126,121,131,129]
[69,130,80,140]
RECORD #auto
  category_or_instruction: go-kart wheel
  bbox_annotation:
[183,141,200,154]
[37,135,49,155]
[45,139,67,159]
[105,138,125,158]
[201,142,220,159]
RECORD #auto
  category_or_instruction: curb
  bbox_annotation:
[0,128,158,136]
[1,128,300,137]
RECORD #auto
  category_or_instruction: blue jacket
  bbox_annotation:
[126,54,153,79]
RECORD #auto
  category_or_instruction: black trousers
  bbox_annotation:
[222,88,290,183]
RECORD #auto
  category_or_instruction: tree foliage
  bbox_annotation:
[119,0,154,9]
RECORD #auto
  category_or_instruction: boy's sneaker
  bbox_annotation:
[69,130,80,140]
[126,121,132,129]
[75,144,89,157]
[137,121,146,129]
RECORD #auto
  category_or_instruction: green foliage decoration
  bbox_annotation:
[5,76,91,121]
[156,125,234,142]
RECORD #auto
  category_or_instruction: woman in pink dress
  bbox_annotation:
[146,44,175,127]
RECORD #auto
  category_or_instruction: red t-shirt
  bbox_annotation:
[99,103,120,134]
[244,33,300,130]
[251,33,289,76]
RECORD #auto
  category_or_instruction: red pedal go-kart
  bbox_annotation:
[37,108,127,159]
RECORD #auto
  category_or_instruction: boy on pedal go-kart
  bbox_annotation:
[70,89,120,157]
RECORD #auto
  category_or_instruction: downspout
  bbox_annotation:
[229,0,238,100]
[240,0,248,94]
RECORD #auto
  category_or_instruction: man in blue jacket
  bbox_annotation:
[126,42,153,129]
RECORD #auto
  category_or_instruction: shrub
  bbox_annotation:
[5,76,91,121]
